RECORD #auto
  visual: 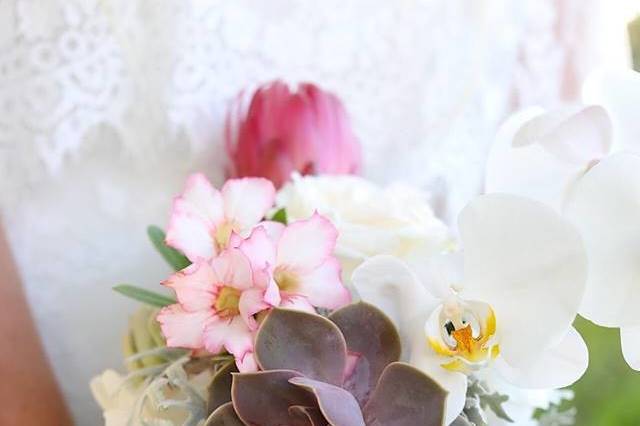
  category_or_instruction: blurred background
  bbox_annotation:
[1,0,640,424]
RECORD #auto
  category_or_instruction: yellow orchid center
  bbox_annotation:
[215,286,241,319]
[427,298,499,374]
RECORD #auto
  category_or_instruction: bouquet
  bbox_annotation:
[92,74,640,425]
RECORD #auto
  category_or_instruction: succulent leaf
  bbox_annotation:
[207,361,238,415]
[255,308,348,385]
[290,376,366,426]
[204,402,245,426]
[288,405,328,426]
[329,302,401,406]
[231,369,316,426]
[363,362,446,426]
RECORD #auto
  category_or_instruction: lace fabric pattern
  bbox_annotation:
[0,0,601,423]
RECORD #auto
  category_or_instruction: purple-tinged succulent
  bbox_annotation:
[204,302,446,426]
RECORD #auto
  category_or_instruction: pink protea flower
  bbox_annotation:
[225,80,362,188]
[238,213,351,312]
[165,173,275,262]
[157,248,269,371]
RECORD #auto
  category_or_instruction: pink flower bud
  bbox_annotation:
[225,80,361,188]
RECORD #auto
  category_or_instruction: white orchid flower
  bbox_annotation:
[352,194,588,424]
[485,104,612,212]
[564,153,640,370]
[485,70,640,371]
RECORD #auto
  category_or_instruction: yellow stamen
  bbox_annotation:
[215,286,241,318]
[274,268,299,292]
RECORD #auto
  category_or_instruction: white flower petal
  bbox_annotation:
[583,68,640,152]
[165,202,215,261]
[459,194,587,367]
[409,331,467,426]
[181,173,225,224]
[565,153,640,327]
[162,262,215,311]
[351,255,439,360]
[222,178,275,230]
[621,325,640,371]
[494,326,588,389]
[485,108,582,210]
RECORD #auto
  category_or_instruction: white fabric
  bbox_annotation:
[0,0,604,423]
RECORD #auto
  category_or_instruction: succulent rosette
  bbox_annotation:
[204,303,447,426]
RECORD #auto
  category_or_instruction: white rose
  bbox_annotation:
[276,174,452,280]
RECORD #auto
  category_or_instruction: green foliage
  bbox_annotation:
[270,207,288,225]
[114,284,176,308]
[570,316,640,426]
[147,225,191,271]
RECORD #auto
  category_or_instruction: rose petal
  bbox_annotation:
[459,194,587,367]
[222,178,276,230]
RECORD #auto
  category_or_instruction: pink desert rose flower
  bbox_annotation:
[225,80,362,188]
[156,248,269,372]
[165,173,275,262]
[238,212,351,312]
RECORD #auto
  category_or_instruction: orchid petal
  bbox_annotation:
[295,257,350,310]
[277,213,338,271]
[494,326,588,389]
[162,262,215,311]
[351,255,439,360]
[621,325,640,371]
[485,108,584,211]
[459,194,587,367]
[156,305,211,349]
[565,153,640,327]
[221,178,276,230]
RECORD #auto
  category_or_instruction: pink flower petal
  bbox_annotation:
[181,173,225,224]
[276,212,338,271]
[203,315,255,366]
[258,220,286,242]
[238,288,271,331]
[165,201,216,261]
[295,257,350,310]
[221,178,276,230]
[210,248,254,291]
[162,262,216,311]
[238,226,278,272]
[279,294,316,314]
[236,351,259,372]
[157,305,211,349]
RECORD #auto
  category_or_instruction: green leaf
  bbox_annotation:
[270,208,288,225]
[114,284,176,307]
[147,225,191,271]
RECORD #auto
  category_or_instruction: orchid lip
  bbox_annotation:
[427,297,499,374]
